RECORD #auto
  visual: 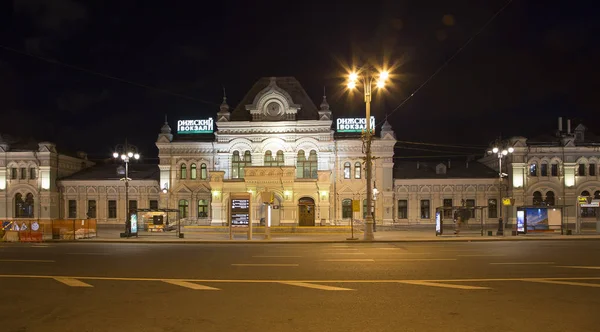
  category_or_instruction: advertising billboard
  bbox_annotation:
[130,213,138,234]
[435,211,442,235]
[516,210,525,234]
[525,208,548,231]
[177,118,214,134]
[336,117,375,133]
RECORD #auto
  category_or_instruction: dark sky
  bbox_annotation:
[0,0,597,161]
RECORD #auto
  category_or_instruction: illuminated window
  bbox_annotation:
[581,191,595,217]
[232,151,251,178]
[487,199,497,218]
[180,164,187,179]
[397,200,407,219]
[342,199,352,219]
[532,191,543,206]
[343,162,351,179]
[354,162,361,179]
[201,163,207,179]
[198,199,209,218]
[529,163,537,176]
[264,151,273,166]
[179,199,189,218]
[264,151,283,166]
[296,150,318,179]
[276,150,284,166]
[190,163,197,180]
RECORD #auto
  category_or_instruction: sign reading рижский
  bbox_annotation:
[336,116,375,132]
[177,118,214,134]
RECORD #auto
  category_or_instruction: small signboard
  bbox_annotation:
[516,209,526,234]
[231,198,250,226]
[130,213,138,234]
[581,199,600,208]
[578,196,590,204]
[502,198,514,206]
[352,200,360,212]
[435,211,442,236]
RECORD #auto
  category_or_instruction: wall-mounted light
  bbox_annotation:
[212,190,221,197]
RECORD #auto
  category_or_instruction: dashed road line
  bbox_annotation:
[323,259,375,262]
[522,279,600,288]
[163,280,219,290]
[0,259,55,263]
[397,280,491,290]
[67,253,111,256]
[280,282,353,291]
[252,255,302,258]
[490,262,555,265]
[231,264,299,267]
[458,254,505,257]
[376,258,457,262]
[322,252,366,255]
[54,277,93,287]
[556,266,600,270]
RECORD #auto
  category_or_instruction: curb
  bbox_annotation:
[35,236,600,244]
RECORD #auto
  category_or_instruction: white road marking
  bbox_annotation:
[54,277,93,287]
[252,255,302,258]
[323,248,360,251]
[397,280,491,290]
[280,282,353,291]
[490,262,555,265]
[322,259,375,262]
[322,252,365,255]
[440,249,482,252]
[31,245,51,248]
[0,259,54,263]
[231,264,299,267]
[458,254,505,257]
[556,266,600,270]
[67,253,110,256]
[162,280,219,290]
[522,279,600,288]
[376,258,457,262]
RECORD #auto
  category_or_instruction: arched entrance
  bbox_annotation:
[298,197,315,226]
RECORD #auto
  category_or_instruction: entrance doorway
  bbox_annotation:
[298,197,315,226]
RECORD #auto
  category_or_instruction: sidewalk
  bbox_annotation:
[73,226,600,244]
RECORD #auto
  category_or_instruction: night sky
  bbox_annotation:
[0,0,597,162]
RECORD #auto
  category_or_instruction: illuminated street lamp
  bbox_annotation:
[113,141,140,237]
[346,66,390,240]
[487,139,514,236]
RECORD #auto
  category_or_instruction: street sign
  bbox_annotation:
[502,198,514,206]
[231,198,250,226]
[578,196,590,204]
[352,200,360,212]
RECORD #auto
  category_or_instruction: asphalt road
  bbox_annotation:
[1,240,600,332]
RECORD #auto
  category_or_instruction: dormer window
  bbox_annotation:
[436,163,447,175]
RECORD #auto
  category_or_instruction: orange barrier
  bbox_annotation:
[0,219,97,242]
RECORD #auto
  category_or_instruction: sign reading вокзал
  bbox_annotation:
[177,118,214,134]
[336,117,375,133]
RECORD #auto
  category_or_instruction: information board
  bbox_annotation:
[231,198,250,226]
[130,213,138,234]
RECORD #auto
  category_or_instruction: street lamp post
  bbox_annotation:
[113,141,140,238]
[487,141,514,236]
[372,182,379,232]
[162,185,169,230]
[347,67,389,241]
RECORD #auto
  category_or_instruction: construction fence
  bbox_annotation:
[0,219,97,242]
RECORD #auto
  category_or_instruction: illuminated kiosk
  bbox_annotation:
[136,208,181,237]
[155,77,396,228]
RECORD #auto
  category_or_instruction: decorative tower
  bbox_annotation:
[318,86,332,121]
[380,118,395,139]
[157,115,173,142]
[216,88,231,122]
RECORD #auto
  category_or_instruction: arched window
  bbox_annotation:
[190,163,197,180]
[178,199,189,218]
[264,151,273,166]
[595,191,600,199]
[545,191,555,206]
[308,150,318,178]
[296,150,318,179]
[342,199,352,219]
[14,193,34,218]
[532,191,543,205]
[180,164,187,179]
[578,163,586,176]
[354,162,361,179]
[581,190,590,197]
[529,163,538,176]
[200,163,207,180]
[343,162,351,179]
[198,199,209,218]
[296,150,306,178]
[275,150,284,166]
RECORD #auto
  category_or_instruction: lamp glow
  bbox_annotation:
[121,154,126,160]
[112,152,119,158]
[380,71,389,80]
[502,150,508,155]
[492,147,499,153]
[127,152,133,158]
[508,147,514,153]
[134,153,140,160]
[348,81,356,89]
[376,80,385,89]
[349,72,358,82]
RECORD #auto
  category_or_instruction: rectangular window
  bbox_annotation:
[149,200,159,210]
[11,167,17,179]
[354,163,361,179]
[87,200,96,218]
[129,200,137,215]
[68,200,77,218]
[20,167,27,179]
[540,164,548,176]
[108,200,117,219]
[342,200,352,219]
[397,200,408,219]
[466,199,475,218]
[578,164,586,176]
[551,164,558,176]
[198,199,209,218]
[420,200,430,219]
[343,164,350,179]
[589,164,596,176]
[30,168,36,179]
[443,199,453,218]
[488,199,498,218]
